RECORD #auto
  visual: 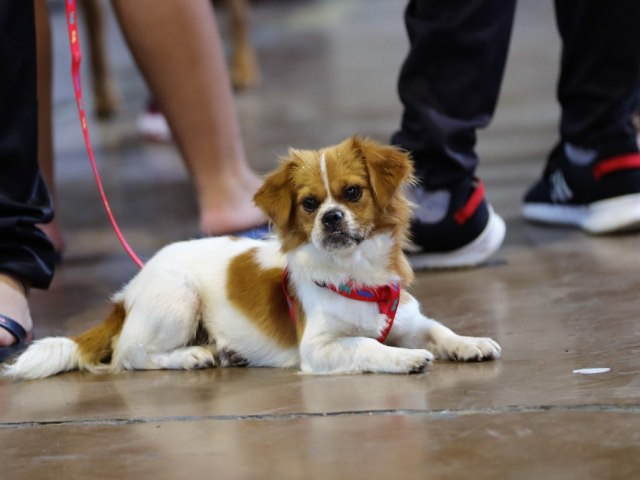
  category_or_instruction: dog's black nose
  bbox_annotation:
[322,208,345,228]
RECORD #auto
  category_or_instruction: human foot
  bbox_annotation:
[0,274,32,348]
[198,172,267,236]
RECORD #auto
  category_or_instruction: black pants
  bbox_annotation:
[0,0,55,289]
[391,0,640,189]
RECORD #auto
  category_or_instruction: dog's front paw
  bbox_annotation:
[393,349,434,374]
[436,335,501,362]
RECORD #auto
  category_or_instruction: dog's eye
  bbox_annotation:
[302,196,319,213]
[344,185,362,202]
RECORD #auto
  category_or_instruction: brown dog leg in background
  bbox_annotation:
[82,0,120,118]
[226,0,260,90]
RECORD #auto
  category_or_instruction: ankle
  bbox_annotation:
[0,273,32,346]
[199,205,266,236]
[0,273,29,296]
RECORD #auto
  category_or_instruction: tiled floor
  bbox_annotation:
[2,1,640,479]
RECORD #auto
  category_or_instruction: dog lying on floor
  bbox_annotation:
[4,137,501,380]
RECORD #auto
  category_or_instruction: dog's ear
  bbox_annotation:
[349,136,414,209]
[254,154,296,231]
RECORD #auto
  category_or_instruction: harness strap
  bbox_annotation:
[282,269,400,343]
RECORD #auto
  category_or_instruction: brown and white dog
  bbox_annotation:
[4,137,500,380]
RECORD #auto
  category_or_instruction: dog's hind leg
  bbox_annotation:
[125,346,215,371]
[110,269,215,372]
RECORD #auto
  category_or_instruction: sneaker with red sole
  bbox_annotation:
[523,144,640,233]
[406,178,506,270]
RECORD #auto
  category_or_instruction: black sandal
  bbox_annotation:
[0,314,33,363]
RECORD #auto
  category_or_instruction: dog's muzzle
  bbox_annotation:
[320,208,363,250]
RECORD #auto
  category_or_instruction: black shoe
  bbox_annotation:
[407,178,506,270]
[523,145,640,233]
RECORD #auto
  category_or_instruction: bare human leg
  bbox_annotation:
[111,0,266,236]
[0,274,31,347]
[82,0,120,118]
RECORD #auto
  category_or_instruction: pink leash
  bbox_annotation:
[65,0,145,269]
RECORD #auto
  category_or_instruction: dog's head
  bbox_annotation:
[255,136,414,281]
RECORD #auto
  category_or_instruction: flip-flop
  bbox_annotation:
[231,224,272,240]
[0,314,33,363]
[199,224,272,241]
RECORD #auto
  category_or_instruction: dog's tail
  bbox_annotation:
[3,302,126,380]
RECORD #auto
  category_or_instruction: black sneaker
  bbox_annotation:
[406,178,506,269]
[523,144,640,233]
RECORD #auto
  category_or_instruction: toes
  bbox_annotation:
[443,336,502,362]
[186,348,215,369]
[474,338,502,360]
[488,339,502,357]
[409,360,428,374]
[408,350,433,374]
[197,355,215,368]
[219,349,249,367]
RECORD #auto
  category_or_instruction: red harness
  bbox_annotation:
[282,269,401,344]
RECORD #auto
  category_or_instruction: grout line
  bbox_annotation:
[2,404,640,431]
